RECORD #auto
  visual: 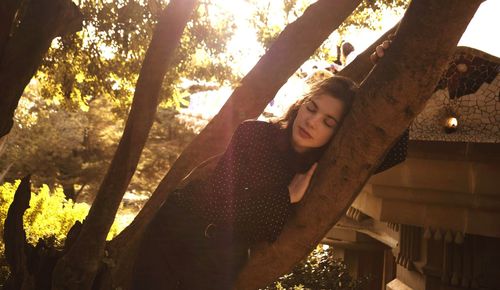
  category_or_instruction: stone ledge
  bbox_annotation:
[387,278,414,290]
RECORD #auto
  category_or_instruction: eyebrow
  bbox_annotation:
[310,100,339,124]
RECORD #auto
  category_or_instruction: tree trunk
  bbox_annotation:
[3,176,32,289]
[0,0,22,57]
[0,0,82,138]
[234,0,482,289]
[338,23,398,84]
[107,1,361,287]
[62,183,76,201]
[0,163,13,185]
[3,176,64,290]
[50,1,198,289]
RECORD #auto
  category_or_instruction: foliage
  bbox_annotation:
[0,180,127,284]
[266,245,369,290]
[37,0,238,113]
[0,180,124,245]
[1,90,90,198]
[338,0,409,34]
[0,0,233,202]
[128,107,197,196]
[0,87,196,201]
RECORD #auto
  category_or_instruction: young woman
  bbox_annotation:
[132,72,407,290]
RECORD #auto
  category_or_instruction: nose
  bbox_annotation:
[305,114,320,129]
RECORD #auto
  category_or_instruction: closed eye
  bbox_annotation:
[306,101,317,112]
[324,118,337,128]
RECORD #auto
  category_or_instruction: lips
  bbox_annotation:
[298,126,312,139]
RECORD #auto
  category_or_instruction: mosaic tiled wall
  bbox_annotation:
[410,47,500,143]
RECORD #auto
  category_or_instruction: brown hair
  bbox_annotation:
[341,41,355,64]
[275,76,358,129]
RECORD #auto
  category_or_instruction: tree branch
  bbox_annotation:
[234,0,482,288]
[50,1,197,289]
[109,2,362,279]
[0,0,23,58]
[3,175,33,289]
[338,22,398,84]
[0,0,83,138]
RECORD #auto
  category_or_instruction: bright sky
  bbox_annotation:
[458,0,500,57]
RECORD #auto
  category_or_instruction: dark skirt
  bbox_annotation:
[132,191,249,290]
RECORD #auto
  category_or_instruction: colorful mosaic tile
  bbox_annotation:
[411,47,499,143]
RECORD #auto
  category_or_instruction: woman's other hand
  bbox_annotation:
[288,163,318,203]
[370,39,391,64]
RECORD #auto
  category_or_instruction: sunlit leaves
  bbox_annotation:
[37,0,237,113]
[338,0,409,34]
[0,181,126,267]
[1,88,195,201]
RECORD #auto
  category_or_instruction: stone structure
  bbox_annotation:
[324,47,500,290]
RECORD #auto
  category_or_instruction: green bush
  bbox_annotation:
[0,180,123,284]
[267,245,370,290]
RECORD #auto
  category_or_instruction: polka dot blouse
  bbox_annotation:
[179,120,408,244]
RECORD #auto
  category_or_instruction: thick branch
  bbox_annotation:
[50,1,197,289]
[3,175,33,289]
[0,0,23,57]
[110,0,362,271]
[338,23,398,84]
[0,0,83,138]
[234,0,482,288]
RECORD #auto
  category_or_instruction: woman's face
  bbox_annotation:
[291,94,346,153]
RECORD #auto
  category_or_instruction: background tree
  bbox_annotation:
[0,0,235,202]
[0,0,83,139]
[36,0,238,113]
[0,87,195,202]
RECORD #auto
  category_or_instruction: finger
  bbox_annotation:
[370,51,378,64]
[376,46,385,58]
[307,162,318,177]
[382,40,391,49]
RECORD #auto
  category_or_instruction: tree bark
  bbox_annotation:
[338,23,398,84]
[234,0,482,289]
[3,176,64,290]
[0,163,13,185]
[50,1,197,289]
[0,0,82,138]
[107,2,361,287]
[3,176,33,289]
[62,183,76,201]
[0,0,23,57]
